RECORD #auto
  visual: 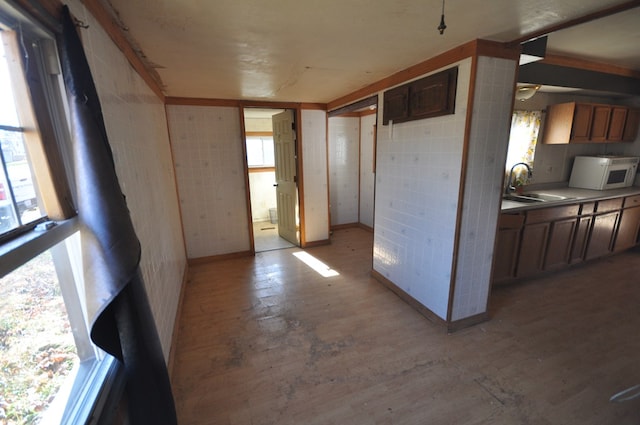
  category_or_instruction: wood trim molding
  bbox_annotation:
[303,239,331,248]
[295,108,306,248]
[248,166,275,173]
[371,270,448,328]
[358,223,374,233]
[330,223,360,231]
[371,269,489,332]
[447,312,489,332]
[540,53,640,79]
[165,97,241,107]
[327,39,518,111]
[245,131,273,137]
[12,0,62,32]
[187,250,253,266]
[81,0,165,100]
[166,97,328,110]
[446,55,480,323]
[238,107,255,255]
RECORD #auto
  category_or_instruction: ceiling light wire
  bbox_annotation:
[437,0,447,35]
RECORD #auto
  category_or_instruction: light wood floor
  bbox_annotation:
[172,228,640,424]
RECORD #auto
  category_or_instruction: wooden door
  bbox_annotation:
[585,211,619,260]
[272,110,299,245]
[571,104,593,142]
[623,108,640,142]
[516,222,550,277]
[614,205,640,252]
[544,218,577,270]
[590,105,611,142]
[607,107,627,141]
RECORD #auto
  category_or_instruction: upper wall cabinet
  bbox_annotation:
[382,67,458,125]
[542,101,640,144]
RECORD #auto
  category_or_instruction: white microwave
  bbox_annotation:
[569,155,639,190]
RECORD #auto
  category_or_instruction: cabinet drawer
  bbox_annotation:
[525,205,580,224]
[624,194,640,208]
[596,198,623,213]
[580,202,596,215]
[499,213,524,229]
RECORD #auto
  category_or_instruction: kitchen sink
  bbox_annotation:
[503,192,575,203]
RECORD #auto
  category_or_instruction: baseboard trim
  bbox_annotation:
[447,312,489,332]
[303,239,331,248]
[370,269,489,333]
[330,222,359,231]
[358,223,374,233]
[187,250,253,266]
[371,269,447,328]
[168,262,189,381]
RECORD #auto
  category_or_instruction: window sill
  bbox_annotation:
[0,217,78,278]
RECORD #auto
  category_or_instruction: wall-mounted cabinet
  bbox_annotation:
[542,102,640,144]
[382,67,457,125]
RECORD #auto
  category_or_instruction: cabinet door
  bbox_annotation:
[570,216,592,264]
[607,107,627,141]
[590,105,611,142]
[623,108,640,142]
[493,228,521,283]
[516,222,551,277]
[585,211,619,260]
[614,205,640,252]
[409,69,456,120]
[544,218,578,270]
[571,104,593,142]
[382,85,409,125]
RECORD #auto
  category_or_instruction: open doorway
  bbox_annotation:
[243,107,299,252]
[327,95,378,231]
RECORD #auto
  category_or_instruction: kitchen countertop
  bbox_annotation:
[500,185,640,212]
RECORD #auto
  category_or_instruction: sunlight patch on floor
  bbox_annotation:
[292,252,339,277]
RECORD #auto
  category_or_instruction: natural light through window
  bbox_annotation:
[292,252,339,277]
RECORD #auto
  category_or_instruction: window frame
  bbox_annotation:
[0,3,123,424]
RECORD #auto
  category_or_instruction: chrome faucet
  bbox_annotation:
[505,162,533,194]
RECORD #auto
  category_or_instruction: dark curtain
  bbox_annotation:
[58,6,177,424]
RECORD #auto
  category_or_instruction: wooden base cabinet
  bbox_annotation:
[493,213,524,283]
[614,196,640,252]
[585,198,623,261]
[517,222,550,277]
[544,218,578,270]
[493,195,640,285]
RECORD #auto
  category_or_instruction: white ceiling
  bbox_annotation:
[101,0,640,103]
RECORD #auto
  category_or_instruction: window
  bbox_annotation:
[505,110,542,185]
[0,30,45,237]
[0,6,116,425]
[246,136,275,168]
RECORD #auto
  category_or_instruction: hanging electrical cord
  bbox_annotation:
[437,0,447,35]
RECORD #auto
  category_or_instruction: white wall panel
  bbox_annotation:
[301,109,329,243]
[359,113,376,228]
[328,117,360,226]
[68,0,186,359]
[373,59,471,320]
[249,171,277,222]
[451,56,517,321]
[166,105,251,258]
